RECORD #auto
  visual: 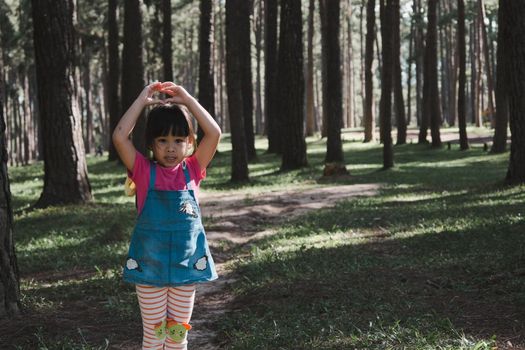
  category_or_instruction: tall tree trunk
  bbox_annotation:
[457,0,469,150]
[226,0,249,181]
[32,0,92,207]
[320,0,347,175]
[107,0,120,161]
[198,0,216,144]
[393,0,406,144]
[505,0,525,184]
[346,0,355,129]
[415,0,424,127]
[363,0,375,142]
[407,8,414,126]
[162,0,173,81]
[121,0,146,155]
[478,0,495,125]
[265,0,281,153]
[420,0,441,147]
[279,0,307,170]
[379,0,394,168]
[239,0,256,160]
[254,0,263,135]
[306,0,315,137]
[0,50,21,318]
[491,0,509,153]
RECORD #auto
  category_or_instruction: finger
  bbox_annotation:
[147,98,165,105]
[150,82,163,91]
[160,81,176,88]
[159,89,176,97]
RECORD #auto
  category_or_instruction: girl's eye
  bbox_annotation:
[157,139,167,144]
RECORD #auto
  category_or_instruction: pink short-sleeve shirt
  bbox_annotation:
[128,151,206,214]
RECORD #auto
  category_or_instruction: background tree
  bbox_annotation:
[0,52,21,318]
[121,0,146,155]
[162,0,173,81]
[279,0,307,170]
[457,0,469,150]
[226,0,249,181]
[265,0,281,153]
[319,0,347,175]
[491,0,509,153]
[393,0,407,145]
[306,0,315,137]
[379,0,394,169]
[420,0,442,147]
[363,0,375,143]
[504,0,525,184]
[197,0,215,143]
[32,0,92,207]
[107,0,120,161]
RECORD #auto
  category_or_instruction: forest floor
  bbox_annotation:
[2,127,524,349]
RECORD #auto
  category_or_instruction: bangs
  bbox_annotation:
[146,105,191,146]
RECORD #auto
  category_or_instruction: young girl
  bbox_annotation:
[112,81,220,349]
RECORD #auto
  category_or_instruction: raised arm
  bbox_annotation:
[161,84,221,170]
[112,82,166,171]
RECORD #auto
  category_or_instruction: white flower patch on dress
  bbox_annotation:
[194,256,208,271]
[126,258,141,271]
[179,201,198,218]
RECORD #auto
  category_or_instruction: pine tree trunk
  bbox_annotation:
[306,0,315,137]
[121,0,146,155]
[504,0,525,184]
[379,0,394,169]
[107,0,120,161]
[279,0,307,170]
[198,0,216,143]
[491,0,509,153]
[363,0,375,143]
[478,0,495,124]
[0,48,21,319]
[457,0,469,150]
[320,0,347,175]
[265,0,281,153]
[162,0,173,81]
[32,0,92,207]
[393,0,406,145]
[254,0,263,136]
[420,0,441,147]
[226,0,249,181]
[238,0,255,160]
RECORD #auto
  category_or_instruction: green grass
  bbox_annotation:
[4,127,525,349]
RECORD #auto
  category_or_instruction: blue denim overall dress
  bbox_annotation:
[123,161,217,287]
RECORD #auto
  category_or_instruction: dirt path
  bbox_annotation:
[188,183,380,349]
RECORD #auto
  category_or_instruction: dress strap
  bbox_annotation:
[148,161,157,190]
[182,161,192,191]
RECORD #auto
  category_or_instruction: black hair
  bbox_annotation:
[145,104,195,148]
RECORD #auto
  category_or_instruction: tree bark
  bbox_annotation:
[264,0,281,153]
[198,0,216,144]
[393,0,406,145]
[0,47,21,319]
[238,0,256,160]
[107,0,120,161]
[121,0,146,155]
[420,0,441,147]
[478,0,495,125]
[491,0,509,153]
[226,0,249,181]
[32,0,92,207]
[457,0,469,150]
[306,0,315,137]
[363,0,375,143]
[504,0,525,184]
[253,0,263,135]
[162,0,173,81]
[279,0,307,170]
[379,0,394,169]
[320,0,347,175]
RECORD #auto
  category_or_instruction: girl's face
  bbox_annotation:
[152,134,190,168]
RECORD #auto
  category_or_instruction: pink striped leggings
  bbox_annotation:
[136,284,196,350]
